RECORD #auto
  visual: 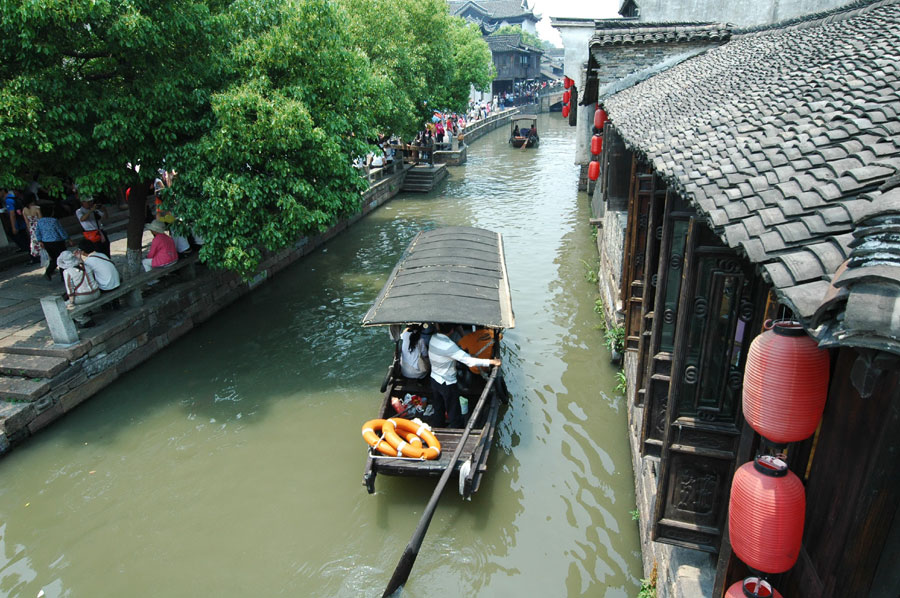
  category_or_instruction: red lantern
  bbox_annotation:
[562,90,571,103]
[594,108,607,130]
[563,76,572,89]
[588,160,600,181]
[742,321,830,443]
[562,105,570,118]
[591,134,603,155]
[729,456,805,574]
[725,578,783,598]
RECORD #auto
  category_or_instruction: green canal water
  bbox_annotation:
[0,114,642,597]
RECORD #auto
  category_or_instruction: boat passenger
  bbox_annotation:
[428,323,501,428]
[399,324,430,379]
[512,125,520,137]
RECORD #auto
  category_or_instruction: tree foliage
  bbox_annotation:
[338,0,493,136]
[490,24,543,50]
[0,0,495,276]
[171,0,385,275]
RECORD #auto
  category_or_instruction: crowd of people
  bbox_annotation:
[1,169,202,329]
[355,97,515,175]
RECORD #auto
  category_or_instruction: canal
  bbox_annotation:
[0,113,642,597]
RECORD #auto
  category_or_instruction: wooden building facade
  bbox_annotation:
[586,1,900,596]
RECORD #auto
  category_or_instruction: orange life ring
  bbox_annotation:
[382,418,441,460]
[362,419,421,457]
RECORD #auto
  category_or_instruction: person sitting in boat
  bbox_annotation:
[512,125,520,138]
[399,324,430,379]
[528,124,537,139]
[428,323,501,428]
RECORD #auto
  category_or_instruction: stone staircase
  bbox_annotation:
[401,164,449,193]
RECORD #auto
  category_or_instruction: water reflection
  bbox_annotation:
[0,113,640,597]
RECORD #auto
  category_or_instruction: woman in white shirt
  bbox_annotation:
[399,324,429,379]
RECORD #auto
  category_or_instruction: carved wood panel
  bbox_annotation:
[635,185,667,406]
[651,225,764,553]
[640,193,693,457]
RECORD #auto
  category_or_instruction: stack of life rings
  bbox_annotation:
[362,417,441,460]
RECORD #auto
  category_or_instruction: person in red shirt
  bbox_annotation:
[141,220,178,272]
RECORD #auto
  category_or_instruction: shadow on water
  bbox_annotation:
[0,113,641,598]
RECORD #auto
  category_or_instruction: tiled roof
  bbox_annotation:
[602,0,900,353]
[448,1,539,21]
[590,22,732,46]
[486,34,540,52]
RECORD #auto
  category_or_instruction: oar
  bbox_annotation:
[381,366,500,597]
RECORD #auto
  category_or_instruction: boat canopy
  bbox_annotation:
[362,227,515,329]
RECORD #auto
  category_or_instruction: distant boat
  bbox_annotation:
[509,117,539,148]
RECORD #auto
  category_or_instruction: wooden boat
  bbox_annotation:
[509,117,539,148]
[361,226,515,498]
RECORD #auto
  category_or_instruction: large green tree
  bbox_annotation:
[1,0,491,276]
[339,0,493,137]
[170,0,388,275]
[0,0,227,268]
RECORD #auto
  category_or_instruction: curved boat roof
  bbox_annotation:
[362,227,515,329]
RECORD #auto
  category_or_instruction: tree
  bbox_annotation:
[447,18,494,106]
[1,0,490,277]
[170,0,389,276]
[339,0,493,135]
[0,0,228,269]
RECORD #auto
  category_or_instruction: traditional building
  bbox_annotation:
[448,0,540,35]
[585,1,900,596]
[449,1,543,99]
[485,34,543,95]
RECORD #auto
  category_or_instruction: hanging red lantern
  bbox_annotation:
[593,108,607,130]
[742,321,830,443]
[561,105,570,118]
[591,134,603,155]
[588,160,600,181]
[725,578,783,598]
[563,76,572,89]
[729,456,805,574]
[563,91,571,104]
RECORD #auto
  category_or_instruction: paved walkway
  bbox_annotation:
[0,227,153,353]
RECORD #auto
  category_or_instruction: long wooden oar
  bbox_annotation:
[381,366,500,597]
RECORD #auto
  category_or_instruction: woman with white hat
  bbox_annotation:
[142,219,178,272]
[57,250,100,327]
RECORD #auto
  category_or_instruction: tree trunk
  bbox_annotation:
[126,177,149,275]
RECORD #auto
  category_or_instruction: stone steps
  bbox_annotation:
[0,375,51,402]
[401,164,448,193]
[0,353,68,378]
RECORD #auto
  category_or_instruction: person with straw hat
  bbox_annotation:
[142,219,178,272]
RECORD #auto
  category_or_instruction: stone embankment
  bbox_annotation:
[0,108,522,456]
